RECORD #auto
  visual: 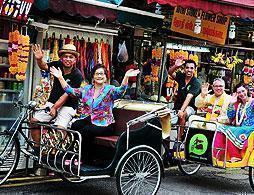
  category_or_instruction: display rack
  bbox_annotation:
[0,39,22,130]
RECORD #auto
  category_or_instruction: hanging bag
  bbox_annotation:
[117,41,128,63]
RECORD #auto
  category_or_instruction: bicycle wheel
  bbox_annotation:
[116,146,162,195]
[177,159,201,175]
[0,132,20,185]
[249,166,254,191]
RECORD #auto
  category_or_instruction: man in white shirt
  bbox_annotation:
[190,78,231,128]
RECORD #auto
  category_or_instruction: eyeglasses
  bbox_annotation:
[95,72,105,76]
[213,85,224,88]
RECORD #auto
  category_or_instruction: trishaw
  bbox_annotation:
[171,118,254,191]
[0,93,169,195]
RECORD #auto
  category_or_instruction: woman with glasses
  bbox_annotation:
[50,64,140,160]
[214,83,254,162]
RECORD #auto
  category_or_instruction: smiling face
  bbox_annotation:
[184,63,195,78]
[212,80,225,97]
[93,67,107,85]
[60,53,77,68]
[236,86,248,102]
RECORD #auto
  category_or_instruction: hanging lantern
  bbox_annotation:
[229,22,236,39]
[155,3,162,15]
[194,17,202,34]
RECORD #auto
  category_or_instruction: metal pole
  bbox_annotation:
[157,39,167,103]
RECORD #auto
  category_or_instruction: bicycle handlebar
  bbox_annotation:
[14,100,50,113]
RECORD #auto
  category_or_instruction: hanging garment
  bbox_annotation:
[42,32,48,50]
[72,36,81,69]
[101,41,110,78]
[108,42,112,78]
[86,41,94,81]
[64,35,71,45]
[93,39,98,65]
[49,33,56,62]
[58,34,64,50]
[79,39,86,78]
[98,40,102,64]
[52,39,59,62]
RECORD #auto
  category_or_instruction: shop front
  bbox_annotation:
[0,0,35,170]
[145,0,254,104]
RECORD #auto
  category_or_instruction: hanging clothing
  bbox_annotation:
[86,41,94,81]
[101,40,110,78]
[79,39,86,78]
[52,39,59,62]
[58,35,64,50]
[64,36,71,45]
[98,40,102,64]
[93,40,98,65]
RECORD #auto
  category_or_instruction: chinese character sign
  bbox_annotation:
[0,0,34,20]
[171,6,230,45]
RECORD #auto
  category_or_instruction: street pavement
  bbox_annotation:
[0,166,251,194]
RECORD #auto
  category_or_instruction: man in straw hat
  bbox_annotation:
[30,44,83,153]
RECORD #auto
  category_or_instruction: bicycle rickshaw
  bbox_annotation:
[0,92,172,195]
[170,118,254,191]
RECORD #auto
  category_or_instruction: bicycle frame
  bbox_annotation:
[2,99,83,177]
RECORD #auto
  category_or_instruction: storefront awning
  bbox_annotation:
[34,0,117,21]
[34,0,164,29]
[148,0,254,19]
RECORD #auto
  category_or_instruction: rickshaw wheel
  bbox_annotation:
[58,173,87,183]
[249,166,254,191]
[177,159,201,175]
[116,146,162,195]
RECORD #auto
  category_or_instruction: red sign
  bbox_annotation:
[0,0,34,20]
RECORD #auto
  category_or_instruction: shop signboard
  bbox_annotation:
[171,6,230,45]
[0,0,34,20]
[185,127,215,165]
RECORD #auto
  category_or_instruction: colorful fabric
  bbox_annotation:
[79,39,86,78]
[216,99,254,149]
[64,84,128,126]
[86,41,94,80]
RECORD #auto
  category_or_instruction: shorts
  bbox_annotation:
[32,102,76,129]
[185,106,195,118]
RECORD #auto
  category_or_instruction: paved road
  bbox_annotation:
[0,166,251,194]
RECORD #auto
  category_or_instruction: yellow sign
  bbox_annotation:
[171,6,230,45]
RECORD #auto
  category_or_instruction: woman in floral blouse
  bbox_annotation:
[214,83,254,162]
[50,64,140,159]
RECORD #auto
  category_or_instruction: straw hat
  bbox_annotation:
[58,44,79,58]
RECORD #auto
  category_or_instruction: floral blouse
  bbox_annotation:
[64,84,127,126]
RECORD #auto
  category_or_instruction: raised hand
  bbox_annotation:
[50,66,63,79]
[175,59,184,68]
[229,93,238,104]
[125,69,140,77]
[201,82,210,97]
[32,44,44,60]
